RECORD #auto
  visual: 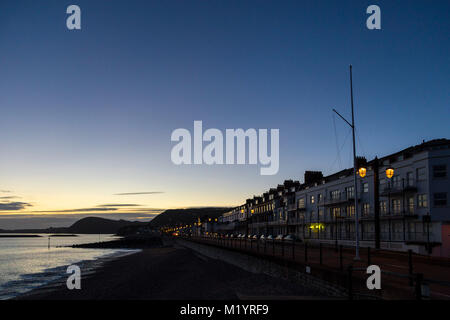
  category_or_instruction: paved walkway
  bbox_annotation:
[189,236,450,299]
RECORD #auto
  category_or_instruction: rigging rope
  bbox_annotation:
[333,113,343,169]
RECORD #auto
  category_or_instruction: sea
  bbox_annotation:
[0,234,139,300]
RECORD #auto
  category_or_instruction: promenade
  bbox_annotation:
[185,235,450,300]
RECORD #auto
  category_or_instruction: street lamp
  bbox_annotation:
[358,167,367,178]
[386,167,394,179]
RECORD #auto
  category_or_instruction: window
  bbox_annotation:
[392,176,400,188]
[363,183,369,193]
[363,203,370,216]
[380,201,387,215]
[434,193,447,206]
[417,167,426,181]
[408,197,414,214]
[346,186,354,199]
[392,199,401,214]
[406,172,414,186]
[310,195,315,204]
[418,194,428,208]
[379,178,386,187]
[331,190,340,200]
[347,205,355,217]
[408,222,416,234]
[433,165,447,178]
[318,193,323,203]
[332,207,340,218]
[298,198,305,209]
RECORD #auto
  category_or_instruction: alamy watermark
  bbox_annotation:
[366,5,381,30]
[366,265,381,290]
[66,5,81,30]
[66,264,81,290]
[171,121,279,175]
[65,4,380,31]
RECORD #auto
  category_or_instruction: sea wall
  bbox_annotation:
[177,238,347,298]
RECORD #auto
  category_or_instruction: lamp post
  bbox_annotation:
[386,166,394,241]
[332,65,361,260]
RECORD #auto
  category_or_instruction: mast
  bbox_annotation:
[350,65,360,260]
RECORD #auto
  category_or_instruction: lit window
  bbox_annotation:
[363,203,370,216]
[392,199,401,214]
[298,198,305,209]
[310,195,315,204]
[332,207,340,217]
[347,205,355,217]
[379,201,387,215]
[408,197,414,214]
[418,194,428,208]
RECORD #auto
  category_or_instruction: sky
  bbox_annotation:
[0,0,449,228]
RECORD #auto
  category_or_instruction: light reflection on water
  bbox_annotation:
[0,234,136,299]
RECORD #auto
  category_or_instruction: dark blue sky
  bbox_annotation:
[0,0,449,221]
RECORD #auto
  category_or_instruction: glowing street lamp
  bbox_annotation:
[386,167,394,179]
[358,167,367,178]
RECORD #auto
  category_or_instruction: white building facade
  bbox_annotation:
[216,139,450,257]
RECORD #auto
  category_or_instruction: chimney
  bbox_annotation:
[304,171,323,185]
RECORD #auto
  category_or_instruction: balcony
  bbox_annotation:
[324,191,356,206]
[380,180,418,197]
[380,208,418,219]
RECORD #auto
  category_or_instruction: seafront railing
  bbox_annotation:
[177,234,450,300]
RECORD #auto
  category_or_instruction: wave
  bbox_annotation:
[0,249,140,300]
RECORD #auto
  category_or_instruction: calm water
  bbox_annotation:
[0,234,138,300]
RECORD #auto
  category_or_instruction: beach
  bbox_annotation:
[17,243,325,300]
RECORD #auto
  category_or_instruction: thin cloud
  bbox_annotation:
[31,207,119,213]
[114,192,164,196]
[97,204,142,207]
[0,202,32,211]
[0,196,19,200]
